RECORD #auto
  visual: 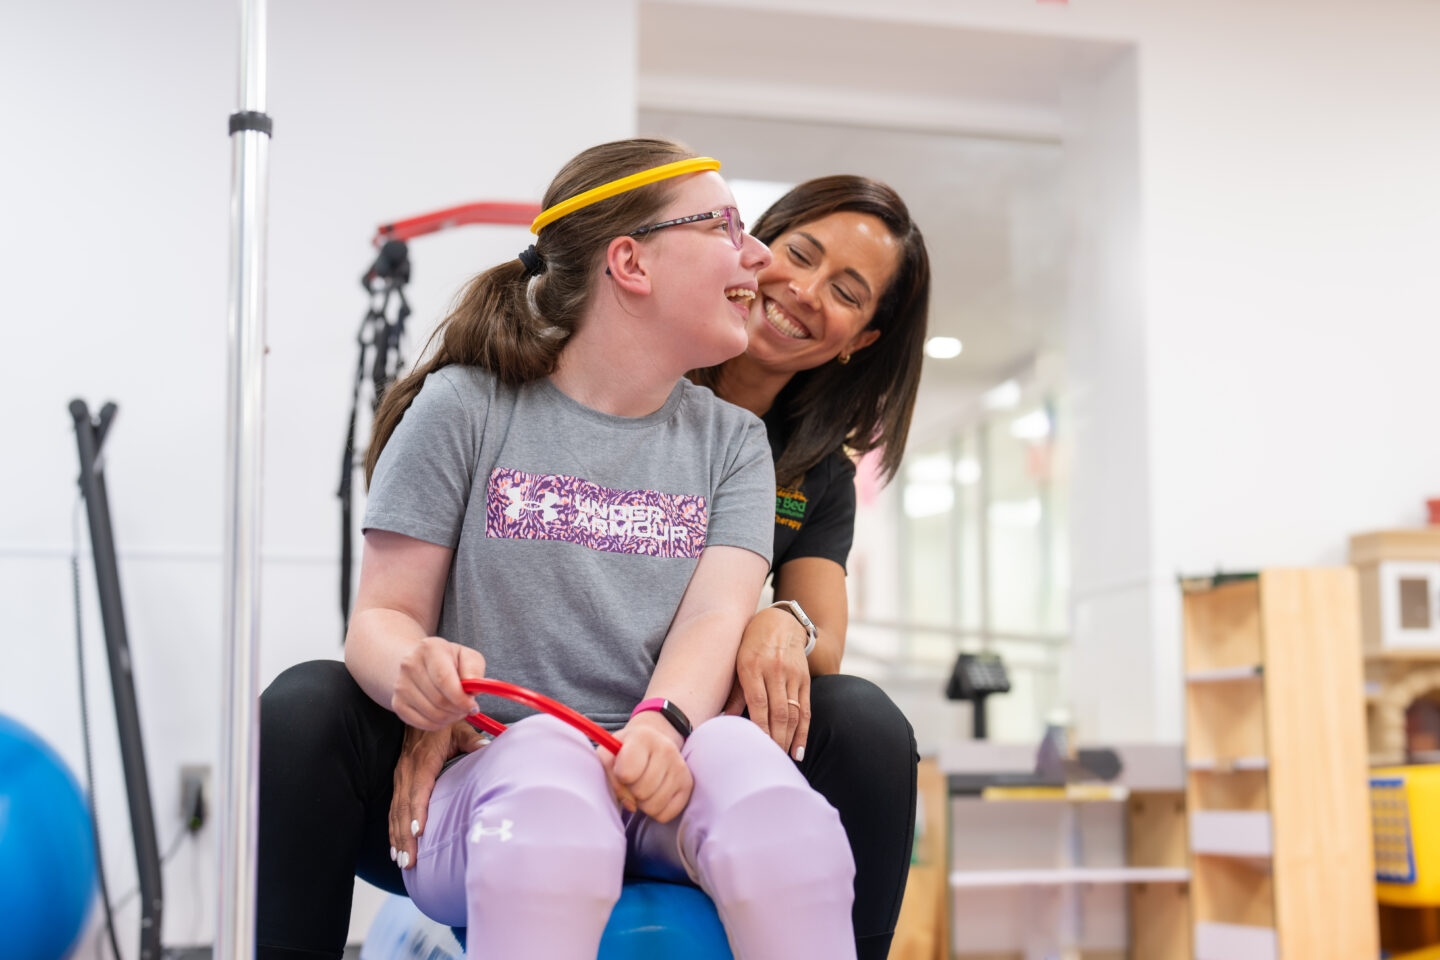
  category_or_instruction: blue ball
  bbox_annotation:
[0,715,97,960]
[598,879,733,960]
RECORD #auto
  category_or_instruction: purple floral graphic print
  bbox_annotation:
[485,468,708,558]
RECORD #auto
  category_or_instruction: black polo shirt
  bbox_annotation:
[763,407,857,573]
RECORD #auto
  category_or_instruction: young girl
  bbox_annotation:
[340,138,856,958]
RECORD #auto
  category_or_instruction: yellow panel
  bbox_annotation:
[1372,765,1440,908]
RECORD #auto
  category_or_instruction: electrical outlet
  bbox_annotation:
[179,764,210,833]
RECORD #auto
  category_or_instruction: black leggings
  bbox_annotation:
[256,661,917,960]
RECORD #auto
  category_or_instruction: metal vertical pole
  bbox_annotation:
[977,421,993,653]
[218,0,270,957]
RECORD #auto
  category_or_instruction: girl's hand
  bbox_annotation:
[391,636,487,730]
[724,605,810,761]
[390,721,486,870]
[597,711,692,823]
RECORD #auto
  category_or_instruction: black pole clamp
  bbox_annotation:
[228,111,274,136]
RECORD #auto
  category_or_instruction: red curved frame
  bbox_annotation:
[373,201,541,247]
[462,677,622,755]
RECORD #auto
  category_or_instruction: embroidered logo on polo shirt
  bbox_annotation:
[776,487,807,531]
[486,468,708,558]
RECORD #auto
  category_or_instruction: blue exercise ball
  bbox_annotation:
[439,879,733,959]
[0,714,97,960]
[598,879,732,960]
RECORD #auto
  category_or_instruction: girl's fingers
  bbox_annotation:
[423,651,470,713]
[612,736,653,788]
[646,767,693,823]
[626,751,666,803]
[597,743,636,812]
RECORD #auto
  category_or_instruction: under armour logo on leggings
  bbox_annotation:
[468,818,514,843]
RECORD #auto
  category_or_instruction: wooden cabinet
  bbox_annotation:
[941,742,1189,959]
[1181,569,1377,960]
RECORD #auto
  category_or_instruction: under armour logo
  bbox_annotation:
[468,818,514,843]
[504,487,561,523]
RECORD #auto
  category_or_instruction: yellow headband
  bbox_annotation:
[530,157,721,234]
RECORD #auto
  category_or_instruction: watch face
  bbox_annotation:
[660,700,692,738]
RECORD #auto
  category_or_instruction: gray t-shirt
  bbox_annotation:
[363,365,774,729]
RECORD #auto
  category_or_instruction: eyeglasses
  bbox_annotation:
[628,206,745,250]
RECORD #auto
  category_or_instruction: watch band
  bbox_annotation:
[768,599,817,656]
[630,697,692,740]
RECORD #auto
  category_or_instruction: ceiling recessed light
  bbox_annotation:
[1009,410,1051,441]
[924,336,963,359]
[983,379,1022,410]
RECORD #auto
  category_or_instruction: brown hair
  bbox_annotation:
[693,175,930,487]
[364,137,697,484]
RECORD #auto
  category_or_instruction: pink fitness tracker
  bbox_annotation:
[629,697,693,741]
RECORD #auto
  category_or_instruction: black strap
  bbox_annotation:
[337,338,366,641]
[339,243,411,642]
[228,111,273,136]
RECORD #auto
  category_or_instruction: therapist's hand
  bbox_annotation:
[390,720,486,870]
[724,606,810,761]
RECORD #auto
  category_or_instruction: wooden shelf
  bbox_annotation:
[1187,681,1267,762]
[949,866,1190,889]
[1188,757,1269,773]
[979,784,1129,802]
[1364,647,1440,662]
[1191,811,1272,858]
[1186,664,1263,683]
[1194,921,1278,960]
[1182,569,1377,960]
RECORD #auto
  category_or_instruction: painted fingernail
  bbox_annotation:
[411,819,420,837]
[794,746,805,762]
[398,851,410,869]
[389,845,397,862]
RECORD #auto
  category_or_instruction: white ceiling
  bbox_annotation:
[639,2,1126,396]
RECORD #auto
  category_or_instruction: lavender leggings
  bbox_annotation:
[402,713,857,959]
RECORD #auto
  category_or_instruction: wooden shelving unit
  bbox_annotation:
[1181,569,1377,960]
[939,742,1189,959]
[1127,789,1192,960]
[941,752,1191,958]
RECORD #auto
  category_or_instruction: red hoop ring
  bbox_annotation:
[461,677,622,755]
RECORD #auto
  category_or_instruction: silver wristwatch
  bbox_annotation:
[768,600,817,656]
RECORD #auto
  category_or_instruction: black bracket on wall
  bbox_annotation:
[71,399,163,960]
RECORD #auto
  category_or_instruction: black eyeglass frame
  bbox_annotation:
[627,207,745,250]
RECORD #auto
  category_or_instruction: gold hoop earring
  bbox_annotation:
[837,353,851,365]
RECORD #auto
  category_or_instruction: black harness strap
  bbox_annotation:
[339,241,410,641]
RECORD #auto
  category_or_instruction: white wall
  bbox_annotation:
[654,0,1440,742]
[1,0,636,949]
[1060,50,1159,742]
[973,0,1440,743]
